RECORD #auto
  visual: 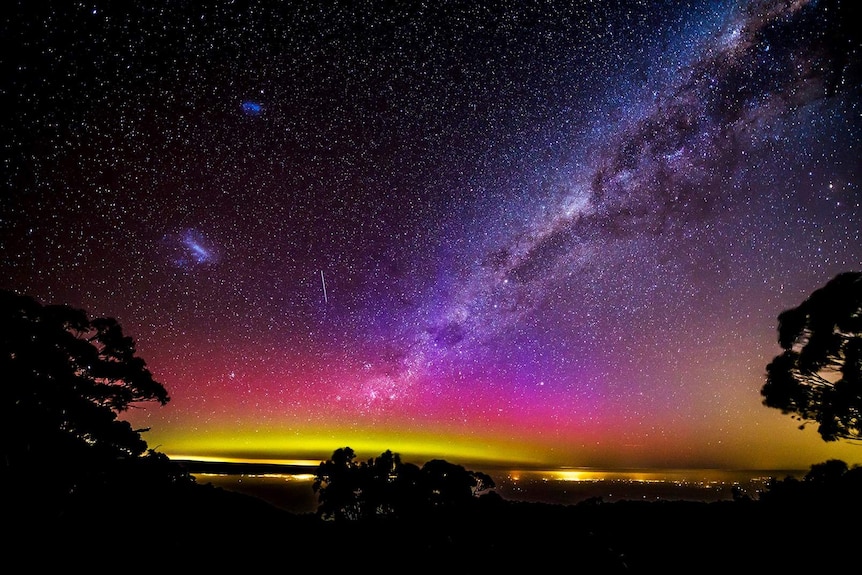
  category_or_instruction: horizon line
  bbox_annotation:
[167,454,815,474]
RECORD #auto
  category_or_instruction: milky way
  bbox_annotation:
[1,0,860,469]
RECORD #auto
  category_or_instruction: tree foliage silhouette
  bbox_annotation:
[313,447,496,521]
[757,459,862,507]
[760,272,862,441]
[0,289,181,514]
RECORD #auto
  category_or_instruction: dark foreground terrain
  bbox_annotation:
[6,480,857,573]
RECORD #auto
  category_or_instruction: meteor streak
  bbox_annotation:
[320,270,328,304]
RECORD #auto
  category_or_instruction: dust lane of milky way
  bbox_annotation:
[1,0,860,469]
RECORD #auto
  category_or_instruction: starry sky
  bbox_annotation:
[2,0,861,470]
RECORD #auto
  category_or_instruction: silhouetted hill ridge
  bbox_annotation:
[8,477,858,572]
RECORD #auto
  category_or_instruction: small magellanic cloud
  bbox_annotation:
[242,101,263,115]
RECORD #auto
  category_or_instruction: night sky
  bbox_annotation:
[2,0,860,470]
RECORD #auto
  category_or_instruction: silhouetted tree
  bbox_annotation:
[388,459,426,517]
[313,447,365,520]
[472,470,496,496]
[312,447,497,521]
[422,459,491,508]
[760,272,862,441]
[0,289,179,516]
[803,458,849,485]
[758,459,862,506]
[362,449,403,517]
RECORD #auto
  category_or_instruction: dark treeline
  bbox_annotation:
[8,451,860,572]
[3,275,861,572]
